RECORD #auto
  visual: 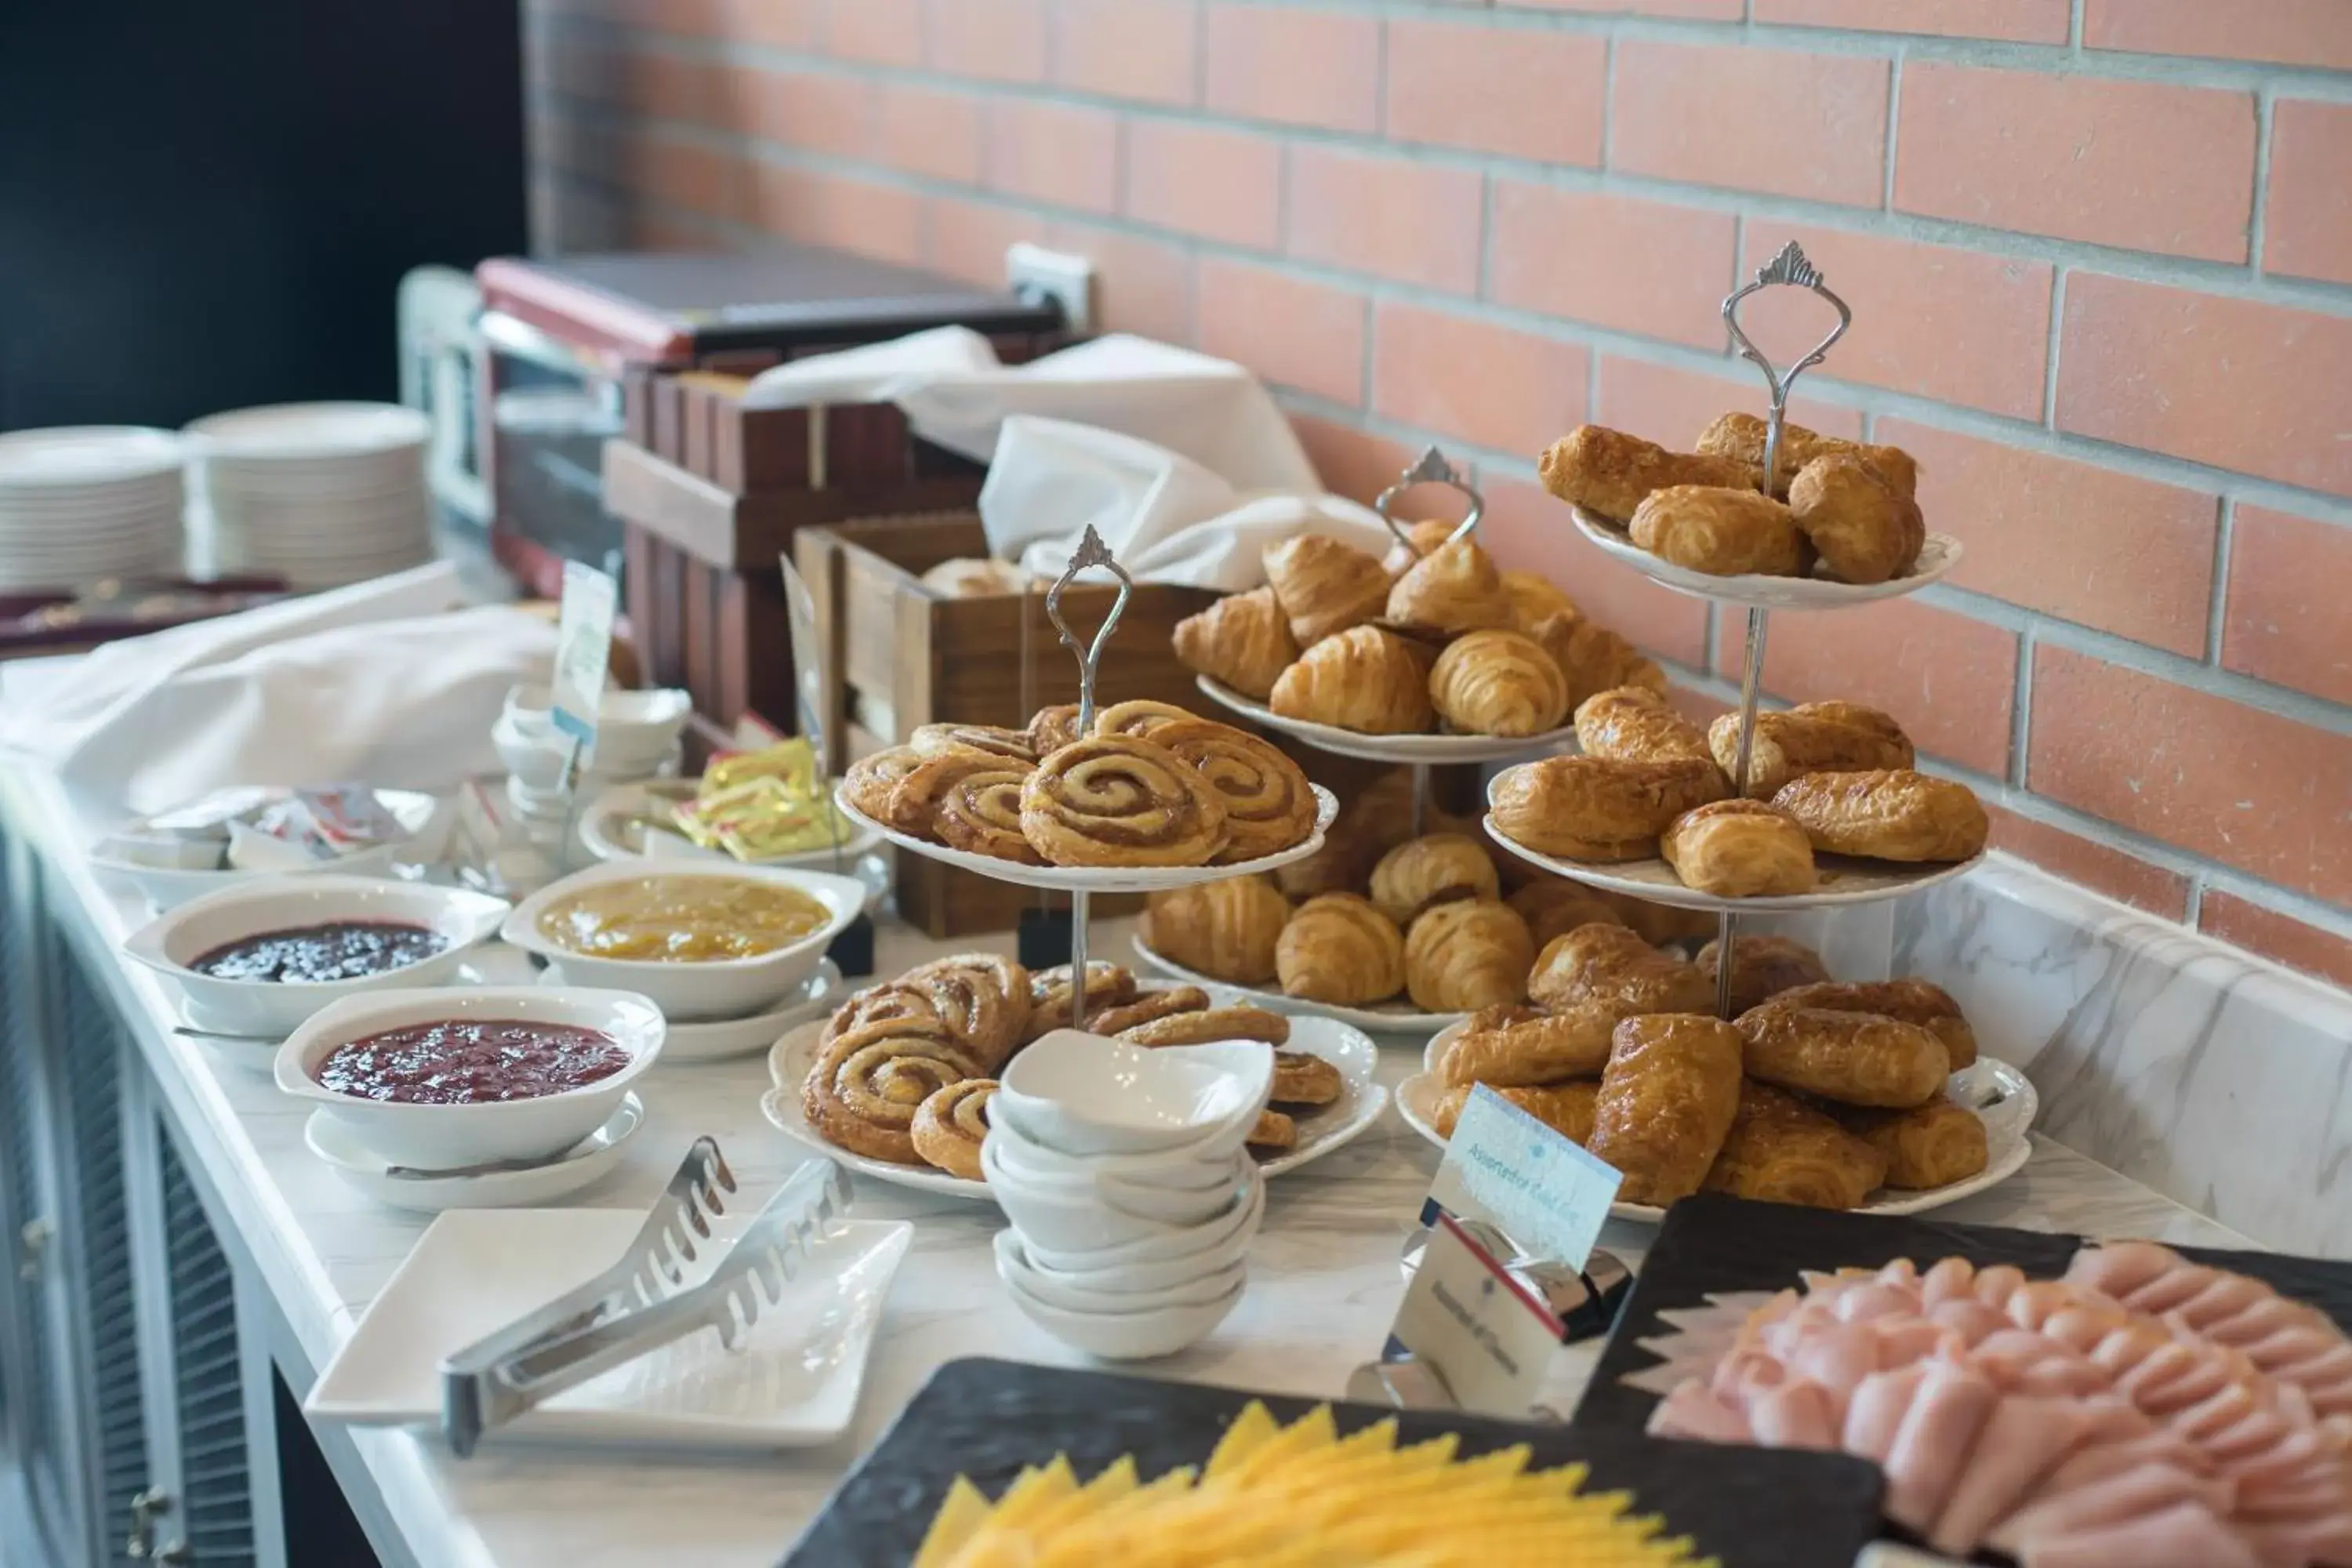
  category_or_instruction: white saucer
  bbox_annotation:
[1194,677,1579,764]
[303,1093,644,1212]
[305,1205,912,1448]
[537,957,844,1062]
[1568,505,1962,608]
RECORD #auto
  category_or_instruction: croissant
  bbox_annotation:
[1440,1001,1622,1087]
[1574,687,1718,769]
[1527,612,1666,709]
[1702,1082,1888,1210]
[1690,935,1831,1015]
[1501,571,1578,633]
[1272,768,1418,898]
[1789,453,1926,585]
[1404,900,1535,1013]
[1538,425,1756,523]
[1269,625,1436,734]
[1507,878,1627,949]
[1173,586,1299,702]
[1694,412,1918,501]
[1629,485,1810,577]
[1488,754,1726,862]
[1529,924,1712,1014]
[1771,769,1989,862]
[1831,1097,1988,1189]
[1769,978,1976,1071]
[1710,703,1915,799]
[1660,799,1817,898]
[1263,534,1391,647]
[1400,517,1462,557]
[1370,833,1499,925]
[1385,538,1515,637]
[1139,875,1290,985]
[1276,891,1406,1006]
[1428,630,1570,738]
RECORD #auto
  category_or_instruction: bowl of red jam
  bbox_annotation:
[274,986,665,1168]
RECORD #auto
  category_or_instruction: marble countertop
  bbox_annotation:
[5,766,2261,1568]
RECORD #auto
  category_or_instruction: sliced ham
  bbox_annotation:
[2179,1273,2278,1332]
[1992,1460,2234,1552]
[1920,1255,1978,1309]
[2066,1241,2189,1301]
[1788,1326,1887,1406]
[1929,1297,2011,1348]
[1882,1360,2001,1531]
[1843,1363,1930,1466]
[1973,1264,2029,1311]
[1928,1395,2096,1556]
[2020,1498,2262,1568]
[1748,1378,1842,1449]
[1646,1378,1753,1443]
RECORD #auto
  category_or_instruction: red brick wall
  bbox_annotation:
[525,0,2352,989]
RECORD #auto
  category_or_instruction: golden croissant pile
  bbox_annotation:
[800,953,1342,1172]
[1174,521,1664,738]
[1430,929,1991,1212]
[1541,412,1928,584]
[1489,687,1990,896]
[840,700,1319,869]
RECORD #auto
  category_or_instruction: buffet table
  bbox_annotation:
[0,758,2264,1568]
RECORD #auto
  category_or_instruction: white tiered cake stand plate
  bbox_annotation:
[1568,505,1962,610]
[1194,677,1580,764]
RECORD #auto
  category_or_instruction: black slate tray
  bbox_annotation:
[1573,1192,2352,1436]
[782,1356,1882,1568]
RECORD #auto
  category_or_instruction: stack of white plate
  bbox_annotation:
[186,402,432,589]
[0,426,187,590]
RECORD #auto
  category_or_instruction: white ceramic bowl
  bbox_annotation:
[984,1118,1240,1190]
[983,1138,1241,1254]
[998,1266,1245,1361]
[982,1138,1249,1232]
[273,985,664,1169]
[993,1229,1245,1314]
[90,789,444,910]
[994,1033,1272,1157]
[499,860,863,1021]
[1015,1165,1266,1278]
[501,682,691,773]
[122,875,510,1036]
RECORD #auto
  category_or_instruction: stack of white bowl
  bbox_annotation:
[184,402,432,588]
[988,1032,1273,1361]
[0,426,187,590]
[492,684,691,864]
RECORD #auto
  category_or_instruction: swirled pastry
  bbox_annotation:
[1433,1080,1600,1143]
[1021,736,1229,867]
[1248,1109,1298,1150]
[1147,719,1317,863]
[1139,876,1290,985]
[1172,586,1299,702]
[1529,924,1711,1015]
[1501,571,1578,634]
[1025,703,1083,756]
[1276,891,1405,1006]
[898,953,1032,1070]
[1660,799,1817,898]
[1386,538,1515,637]
[1403,900,1535,1013]
[1629,486,1809,577]
[1690,935,1831,1016]
[818,981,944,1048]
[1272,1050,1341,1105]
[1574,687,1719,769]
[1119,1004,1289,1047]
[1789,453,1926,585]
[1370,833,1499,926]
[1507,879,1626,949]
[1694,412,1918,501]
[909,723,1036,764]
[1090,699,1196,740]
[1025,962,1136,1038]
[1735,1002,1951,1109]
[1428,630,1570,738]
[801,1021,978,1164]
[891,751,1040,863]
[1770,769,1988,862]
[1538,425,1756,524]
[1263,534,1391,647]
[1768,978,1976,1071]
[1269,625,1436,735]
[1831,1096,1988,1189]
[1702,1082,1888,1210]
[1440,1001,1624,1087]
[1088,986,1210,1036]
[1488,755,1727,862]
[842,747,924,824]
[1709,703,1915,799]
[1526,612,1667,709]
[909,1080,995,1180]
[1588,1013,1745,1206]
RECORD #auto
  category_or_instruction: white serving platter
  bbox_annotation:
[577,779,884,871]
[1130,935,1464,1036]
[1568,504,1962,610]
[1194,677,1579,764]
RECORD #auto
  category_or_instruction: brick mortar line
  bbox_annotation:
[2039,269,2066,430]
[1881,42,1903,213]
[2205,499,2235,667]
[2249,89,2278,275]
[2009,628,2034,789]
[2184,877,2206,927]
[2196,869,2352,942]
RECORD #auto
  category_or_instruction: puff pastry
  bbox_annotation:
[908,723,1036,763]
[1588,1013,1745,1206]
[1538,425,1756,524]
[842,746,925,826]
[1403,900,1535,1013]
[1119,1004,1290,1047]
[1173,586,1298,702]
[1770,769,1989,862]
[1691,935,1832,1016]
[1439,1001,1624,1087]
[891,751,1041,863]
[1025,703,1083,756]
[1488,755,1727,862]
[1248,1109,1298,1150]
[1148,719,1317,863]
[1020,736,1229,867]
[1139,876,1290,986]
[908,1079,994,1179]
[1025,961,1137,1039]
[897,953,1033,1070]
[1276,891,1406,1006]
[1273,768,1419,899]
[1769,978,1976,1071]
[1272,1049,1343,1105]
[1660,799,1817,898]
[1693,412,1919,501]
[1832,1096,1989,1189]
[1507,879,1627,949]
[1428,629,1570,738]
[1433,1080,1599,1143]
[1501,571,1578,634]
[1709,703,1915,799]
[1574,687,1719,769]
[1386,538,1515,637]
[802,1021,979,1165]
[1526,612,1667,710]
[1263,534,1392,647]
[1088,985,1210,1036]
[1630,485,1810,578]
[1529,924,1712,1014]
[1090,699,1195,740]
[1789,453,1926,585]
[1269,625,1436,735]
[1702,1081,1888,1210]
[1396,517,1463,560]
[1370,833,1500,926]
[1736,1002,1951,1108]
[1593,887,1719,948]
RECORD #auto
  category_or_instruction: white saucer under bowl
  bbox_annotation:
[537,958,844,1062]
[303,1092,644,1212]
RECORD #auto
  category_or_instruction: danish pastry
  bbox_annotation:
[1395,517,1462,561]
[1629,485,1810,578]
[1770,769,1989,862]
[908,724,1036,764]
[1020,735,1229,867]
[1403,900,1535,1013]
[1501,571,1578,634]
[1090,699,1196,740]
[909,1080,995,1180]
[1831,1096,1988,1189]
[1488,755,1727,862]
[1529,924,1711,1015]
[1526,612,1668,709]
[1025,961,1137,1038]
[1736,1002,1951,1109]
[1709,703,1915,799]
[1370,833,1499,926]
[842,746,925,824]
[898,953,1032,1070]
[1139,876,1290,985]
[1276,891,1406,1006]
[1147,719,1318,863]
[1574,687,1719,770]
[1788,453,1926,585]
[1507,879,1626,949]
[1088,986,1210,1036]
[1694,411,1918,501]
[1119,1004,1290,1047]
[1262,534,1391,647]
[1172,586,1299,702]
[1428,630,1570,738]
[892,751,1041,863]
[1025,703,1083,756]
[1269,625,1436,735]
[1385,538,1515,637]
[818,982,944,1048]
[802,1021,979,1165]
[1538,425,1756,524]
[1660,799,1817,898]
[1588,1013,1745,1206]
[1439,1001,1624,1087]
[1768,978,1976,1071]
[1690,935,1831,1016]
[1248,1109,1298,1150]
[1702,1082,1888,1210]
[1272,1050,1342,1105]
[1432,1080,1599,1143]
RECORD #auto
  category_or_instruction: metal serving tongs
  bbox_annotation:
[437,1142,847,1457]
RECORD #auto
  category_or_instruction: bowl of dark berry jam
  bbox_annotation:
[124,874,512,1039]
[275,986,665,1167]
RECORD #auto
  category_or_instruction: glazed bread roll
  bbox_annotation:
[1488,755,1728,862]
[1507,879,1627,949]
[1434,1080,1600,1143]
[1630,485,1810,578]
[1539,425,1758,524]
[1276,891,1406,1006]
[1575,687,1719,769]
[1270,625,1436,735]
[1789,453,1926,585]
[1025,703,1083,755]
[1148,719,1318,863]
[1090,699,1195,740]
[1428,629,1571,738]
[1403,900,1536,1013]
[1661,799,1817,898]
[1139,876,1290,986]
[1768,978,1977,1071]
[1736,1002,1951,1108]
[1588,1014,1746,1206]
[909,723,1037,764]
[1709,703,1915,799]
[1370,833,1500,925]
[1501,571,1578,634]
[1173,586,1298,702]
[1020,736,1229,867]
[1832,1097,1990,1189]
[1691,935,1832,1016]
[1263,534,1392,647]
[1694,412,1919,501]
[893,751,1042,864]
[1386,537,1515,637]
[1771,769,1989,862]
[1526,612,1668,709]
[1703,1082,1889,1210]
[1439,1001,1624,1087]
[1529,924,1712,1015]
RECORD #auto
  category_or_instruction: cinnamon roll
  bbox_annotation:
[1025,703,1083,756]
[1147,718,1318,863]
[1025,961,1138,1039]
[898,953,1032,1070]
[841,747,925,826]
[1020,736,1229,867]
[908,724,1036,764]
[818,982,944,1049]
[909,1080,995,1180]
[801,1021,978,1164]
[1090,699,1196,741]
[891,751,1040,862]
[1088,986,1211,1036]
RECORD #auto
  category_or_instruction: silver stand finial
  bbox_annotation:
[1373,447,1485,836]
[1040,526,1135,1029]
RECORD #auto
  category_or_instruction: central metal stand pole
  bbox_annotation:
[1712,606,1773,1020]
[1410,763,1431,837]
[1069,889,1092,1032]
